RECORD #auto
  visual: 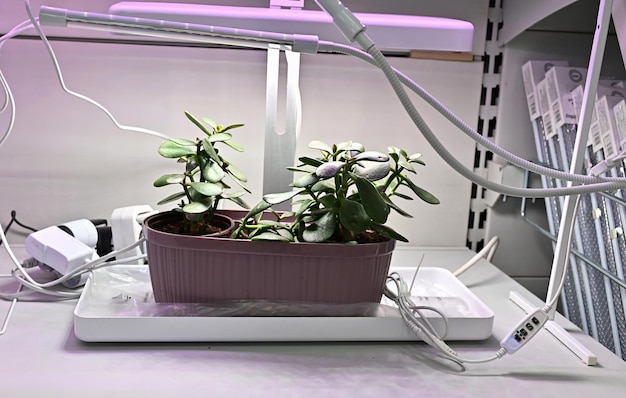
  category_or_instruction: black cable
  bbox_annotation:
[0,210,38,246]
[10,210,37,232]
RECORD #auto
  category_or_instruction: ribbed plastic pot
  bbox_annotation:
[143,210,396,304]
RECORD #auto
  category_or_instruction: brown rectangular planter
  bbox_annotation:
[143,210,396,304]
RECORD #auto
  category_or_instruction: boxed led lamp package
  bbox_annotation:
[595,86,626,159]
[537,79,557,140]
[546,66,588,129]
[612,98,626,155]
[521,60,568,121]
[570,85,599,150]
[571,84,626,153]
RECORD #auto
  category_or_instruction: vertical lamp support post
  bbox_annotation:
[263,0,304,209]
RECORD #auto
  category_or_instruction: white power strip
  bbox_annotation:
[110,205,154,264]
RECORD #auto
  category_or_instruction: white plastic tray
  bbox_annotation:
[73,266,494,342]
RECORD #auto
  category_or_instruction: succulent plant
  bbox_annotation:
[232,140,439,243]
[153,111,250,235]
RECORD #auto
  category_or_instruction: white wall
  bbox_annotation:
[0,1,485,247]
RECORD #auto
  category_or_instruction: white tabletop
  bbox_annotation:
[1,245,625,397]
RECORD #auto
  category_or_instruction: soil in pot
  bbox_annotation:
[147,211,235,237]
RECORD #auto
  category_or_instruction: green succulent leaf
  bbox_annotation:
[381,194,413,218]
[370,223,408,242]
[153,174,185,187]
[222,191,245,199]
[182,201,211,214]
[219,123,244,133]
[189,181,223,196]
[203,161,225,183]
[185,156,198,172]
[294,198,315,218]
[225,195,250,209]
[186,112,212,136]
[250,231,291,242]
[302,211,336,242]
[352,161,391,182]
[243,200,273,220]
[387,146,401,155]
[224,140,244,152]
[202,137,222,165]
[287,166,311,173]
[393,191,414,201]
[263,189,305,205]
[298,156,324,167]
[315,161,345,178]
[398,157,415,172]
[350,173,389,224]
[156,191,186,206]
[355,151,389,162]
[201,116,218,130]
[171,138,196,146]
[401,176,440,204]
[408,152,425,165]
[292,172,320,188]
[308,140,333,153]
[335,141,352,152]
[311,179,335,192]
[158,140,196,158]
[339,198,370,233]
[225,162,247,182]
[343,142,364,153]
[228,175,252,193]
[208,132,233,143]
[318,194,336,208]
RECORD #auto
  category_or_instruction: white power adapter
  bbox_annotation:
[24,220,98,280]
[110,205,154,263]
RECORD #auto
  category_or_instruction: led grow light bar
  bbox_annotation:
[39,6,319,53]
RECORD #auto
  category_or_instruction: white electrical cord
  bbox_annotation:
[12,0,171,142]
[0,19,34,148]
[385,272,506,364]
[453,236,499,277]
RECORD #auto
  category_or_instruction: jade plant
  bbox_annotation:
[232,140,439,243]
[153,111,250,235]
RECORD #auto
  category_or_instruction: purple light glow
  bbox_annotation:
[109,2,474,52]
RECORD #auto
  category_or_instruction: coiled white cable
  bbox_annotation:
[384,272,506,364]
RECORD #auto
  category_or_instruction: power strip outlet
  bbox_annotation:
[110,205,154,264]
[500,308,549,354]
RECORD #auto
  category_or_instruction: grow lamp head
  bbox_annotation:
[39,2,474,54]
